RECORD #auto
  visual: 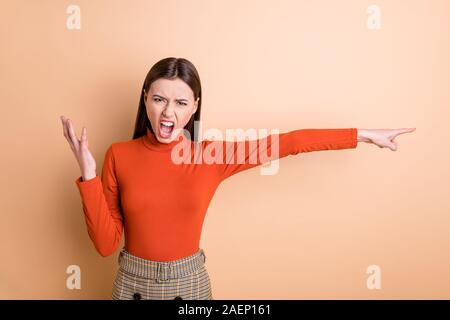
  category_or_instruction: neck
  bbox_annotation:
[143,127,186,152]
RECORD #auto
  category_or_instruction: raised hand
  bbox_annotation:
[357,128,416,151]
[60,115,97,181]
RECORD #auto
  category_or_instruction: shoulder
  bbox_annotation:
[108,136,144,156]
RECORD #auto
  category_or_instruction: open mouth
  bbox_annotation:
[159,120,174,138]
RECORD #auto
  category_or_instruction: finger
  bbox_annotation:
[396,128,416,135]
[61,116,70,137]
[60,116,64,130]
[60,116,67,136]
[60,115,66,131]
[387,142,396,151]
[392,138,398,147]
[80,127,88,147]
[391,137,398,151]
[61,116,72,146]
[67,119,80,149]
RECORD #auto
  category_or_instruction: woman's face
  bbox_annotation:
[144,77,199,143]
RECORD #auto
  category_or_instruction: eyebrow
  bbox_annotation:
[152,94,188,102]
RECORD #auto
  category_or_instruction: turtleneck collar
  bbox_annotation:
[142,127,187,152]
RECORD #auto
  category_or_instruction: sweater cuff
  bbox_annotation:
[75,175,101,189]
[350,128,358,148]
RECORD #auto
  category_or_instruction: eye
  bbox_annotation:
[178,101,187,106]
[153,97,163,103]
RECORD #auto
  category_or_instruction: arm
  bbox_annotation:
[213,128,358,181]
[74,145,124,257]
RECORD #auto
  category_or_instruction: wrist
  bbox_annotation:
[357,129,372,143]
[82,172,97,181]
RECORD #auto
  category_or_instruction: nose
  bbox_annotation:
[161,101,176,117]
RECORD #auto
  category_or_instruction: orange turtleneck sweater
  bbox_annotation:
[75,127,358,261]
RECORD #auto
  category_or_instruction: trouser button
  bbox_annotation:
[133,293,141,300]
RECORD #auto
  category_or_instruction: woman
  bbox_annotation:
[60,57,415,300]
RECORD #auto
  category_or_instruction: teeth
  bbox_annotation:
[161,121,174,127]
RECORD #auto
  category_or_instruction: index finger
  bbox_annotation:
[395,128,416,135]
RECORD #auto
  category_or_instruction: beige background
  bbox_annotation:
[0,0,448,299]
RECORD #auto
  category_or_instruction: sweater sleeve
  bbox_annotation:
[215,128,358,181]
[74,145,124,257]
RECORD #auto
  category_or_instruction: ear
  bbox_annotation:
[192,97,199,115]
[143,89,147,106]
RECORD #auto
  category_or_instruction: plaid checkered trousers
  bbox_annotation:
[111,246,213,300]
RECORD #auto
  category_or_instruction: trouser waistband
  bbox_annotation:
[118,247,206,282]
